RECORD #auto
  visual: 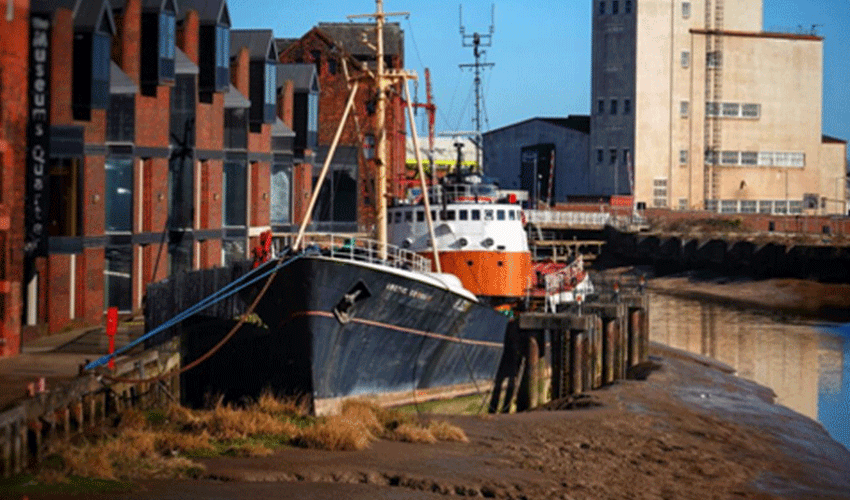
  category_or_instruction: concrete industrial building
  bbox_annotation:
[482,117,590,206]
[591,0,847,214]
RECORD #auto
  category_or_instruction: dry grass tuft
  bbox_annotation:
[117,409,148,431]
[155,430,216,455]
[256,391,308,417]
[427,421,469,442]
[339,400,384,436]
[49,429,205,481]
[392,423,437,444]
[206,403,298,441]
[296,414,376,451]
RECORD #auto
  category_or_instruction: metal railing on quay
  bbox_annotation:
[525,210,612,227]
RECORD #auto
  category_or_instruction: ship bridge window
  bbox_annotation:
[471,209,481,221]
[509,210,516,220]
[497,210,505,221]
[431,210,437,221]
[405,211,413,222]
[459,210,468,220]
[416,210,424,222]
[484,210,494,221]
[443,210,454,220]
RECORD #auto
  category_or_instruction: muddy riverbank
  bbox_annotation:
[14,344,850,500]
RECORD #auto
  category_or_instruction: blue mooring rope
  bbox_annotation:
[84,253,303,371]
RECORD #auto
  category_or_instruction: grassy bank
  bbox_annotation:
[4,394,468,495]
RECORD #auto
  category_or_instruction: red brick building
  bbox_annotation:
[277,22,407,233]
[0,0,31,356]
[0,0,291,355]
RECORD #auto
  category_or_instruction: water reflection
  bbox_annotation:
[649,292,848,450]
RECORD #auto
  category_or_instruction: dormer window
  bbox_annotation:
[159,11,176,79]
[140,0,177,90]
[199,2,231,96]
[264,60,277,123]
[72,1,115,120]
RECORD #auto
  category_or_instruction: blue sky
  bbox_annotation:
[230,1,849,151]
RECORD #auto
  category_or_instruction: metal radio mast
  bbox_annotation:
[459,4,494,171]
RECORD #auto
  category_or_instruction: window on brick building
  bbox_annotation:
[270,162,292,224]
[223,161,247,227]
[599,1,605,15]
[73,30,113,120]
[107,94,135,143]
[104,246,132,312]
[199,16,231,96]
[597,149,603,163]
[105,157,133,233]
[597,99,604,114]
[612,0,619,14]
[625,0,632,14]
[48,158,83,237]
[141,0,177,90]
[224,108,248,150]
[610,149,617,165]
[610,99,617,115]
[623,99,631,114]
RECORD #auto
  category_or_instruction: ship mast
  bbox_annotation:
[459,4,494,171]
[349,0,404,259]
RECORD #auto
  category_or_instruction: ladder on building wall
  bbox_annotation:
[703,0,724,208]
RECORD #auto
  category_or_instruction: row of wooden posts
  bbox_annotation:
[490,292,649,412]
[0,350,179,477]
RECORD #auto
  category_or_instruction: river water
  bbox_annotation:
[648,292,850,452]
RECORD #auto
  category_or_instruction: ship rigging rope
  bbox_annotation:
[291,311,502,348]
[84,253,304,383]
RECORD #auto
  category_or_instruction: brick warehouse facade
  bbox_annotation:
[0,0,308,355]
[277,23,407,233]
[0,0,30,356]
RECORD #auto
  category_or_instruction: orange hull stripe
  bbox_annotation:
[433,251,532,298]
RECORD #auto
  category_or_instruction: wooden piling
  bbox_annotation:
[1,425,10,478]
[603,317,616,384]
[571,331,584,394]
[628,308,641,368]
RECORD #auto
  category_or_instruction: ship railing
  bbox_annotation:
[525,210,612,227]
[300,234,432,273]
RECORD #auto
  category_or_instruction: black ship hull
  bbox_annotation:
[248,255,508,414]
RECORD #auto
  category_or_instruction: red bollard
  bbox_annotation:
[106,307,118,370]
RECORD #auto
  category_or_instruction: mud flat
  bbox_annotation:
[47,345,850,500]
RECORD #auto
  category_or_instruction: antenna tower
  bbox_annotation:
[459,4,494,171]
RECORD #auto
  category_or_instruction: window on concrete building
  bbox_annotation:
[741,200,757,213]
[653,178,668,207]
[741,103,760,118]
[597,149,604,163]
[681,51,690,68]
[679,150,688,165]
[610,99,617,115]
[597,99,604,114]
[680,100,689,117]
[625,0,632,14]
[721,102,739,117]
[599,1,605,15]
[707,51,721,68]
[721,151,740,165]
[612,0,619,14]
[682,2,691,19]
[609,149,617,165]
[741,152,758,165]
[678,198,688,210]
[720,200,737,214]
[704,149,718,165]
[623,149,630,165]
[706,102,720,117]
[623,99,631,114]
